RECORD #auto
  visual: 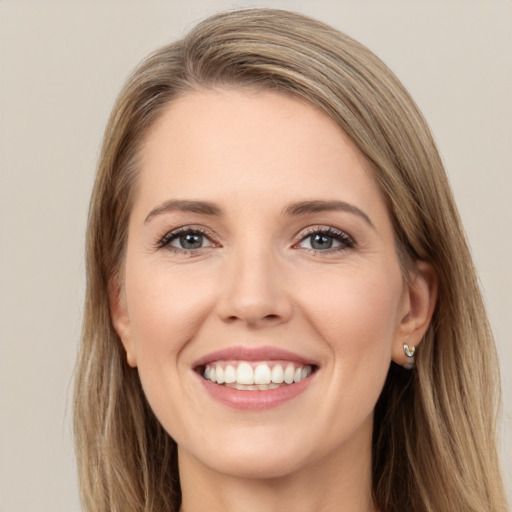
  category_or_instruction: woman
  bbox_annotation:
[73,8,508,512]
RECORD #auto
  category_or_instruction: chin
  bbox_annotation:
[197,447,310,480]
[178,423,328,481]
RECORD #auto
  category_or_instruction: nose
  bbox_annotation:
[215,246,293,328]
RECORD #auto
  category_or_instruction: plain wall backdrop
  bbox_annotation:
[0,1,510,510]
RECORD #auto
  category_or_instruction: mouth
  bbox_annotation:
[192,346,318,408]
[199,360,315,390]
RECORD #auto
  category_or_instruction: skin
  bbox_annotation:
[111,89,437,512]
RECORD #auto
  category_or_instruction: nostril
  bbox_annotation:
[225,313,280,323]
[217,291,292,327]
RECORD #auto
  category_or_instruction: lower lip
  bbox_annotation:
[197,373,315,410]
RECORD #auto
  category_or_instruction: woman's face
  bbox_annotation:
[112,89,422,479]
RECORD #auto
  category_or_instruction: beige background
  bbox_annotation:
[0,1,510,510]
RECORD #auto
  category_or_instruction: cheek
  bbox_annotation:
[293,267,403,443]
[295,264,403,381]
[122,260,219,434]
[125,261,215,356]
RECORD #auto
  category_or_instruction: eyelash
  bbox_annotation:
[155,226,218,255]
[155,225,355,254]
[294,226,355,253]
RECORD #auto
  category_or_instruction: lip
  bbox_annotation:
[192,345,317,368]
[192,345,318,410]
[196,371,316,410]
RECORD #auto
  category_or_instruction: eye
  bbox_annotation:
[172,232,211,250]
[296,227,355,252]
[157,228,216,253]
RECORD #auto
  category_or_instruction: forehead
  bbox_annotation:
[134,88,387,221]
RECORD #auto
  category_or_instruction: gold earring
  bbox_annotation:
[403,344,416,370]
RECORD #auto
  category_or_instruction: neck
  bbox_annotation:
[178,425,376,512]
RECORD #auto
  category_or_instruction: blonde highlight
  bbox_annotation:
[74,8,508,511]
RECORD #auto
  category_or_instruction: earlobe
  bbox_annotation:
[108,275,137,368]
[393,261,438,368]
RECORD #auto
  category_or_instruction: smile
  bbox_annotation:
[203,361,314,390]
[193,346,318,409]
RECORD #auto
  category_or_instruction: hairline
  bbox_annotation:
[115,82,415,286]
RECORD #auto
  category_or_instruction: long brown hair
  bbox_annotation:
[74,8,508,511]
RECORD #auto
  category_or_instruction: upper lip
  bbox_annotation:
[192,346,318,369]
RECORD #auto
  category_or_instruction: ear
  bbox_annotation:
[108,275,137,368]
[392,261,438,367]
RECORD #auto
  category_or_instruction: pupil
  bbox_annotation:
[311,234,333,250]
[180,233,202,249]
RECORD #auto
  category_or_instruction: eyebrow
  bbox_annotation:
[144,198,374,229]
[145,199,223,223]
[283,200,375,229]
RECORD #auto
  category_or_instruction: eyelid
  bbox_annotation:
[154,224,355,254]
[293,225,356,252]
[156,225,220,251]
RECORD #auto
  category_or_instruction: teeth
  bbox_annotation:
[254,364,271,385]
[224,364,236,384]
[284,364,295,384]
[235,384,257,391]
[301,366,312,379]
[271,365,284,384]
[236,362,254,385]
[203,361,313,389]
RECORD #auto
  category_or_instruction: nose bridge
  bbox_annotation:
[216,236,291,326]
